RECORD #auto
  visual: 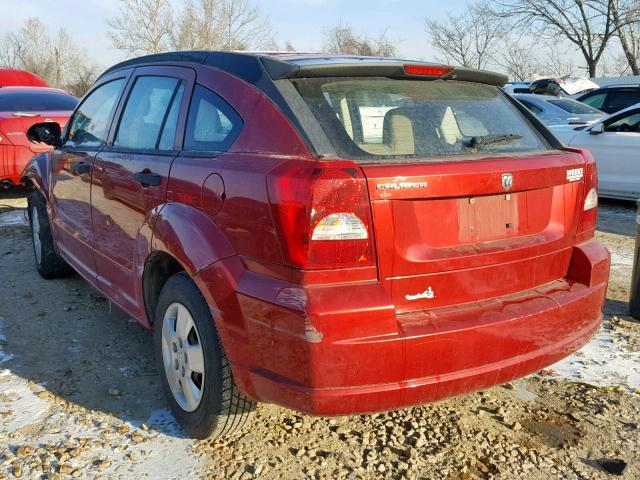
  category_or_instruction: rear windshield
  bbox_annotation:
[548,99,601,114]
[290,78,549,161]
[0,91,78,112]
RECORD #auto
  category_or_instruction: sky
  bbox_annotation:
[0,0,469,69]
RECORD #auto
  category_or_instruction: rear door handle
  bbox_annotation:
[133,171,161,186]
[72,163,92,175]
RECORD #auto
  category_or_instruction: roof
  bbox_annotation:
[0,86,72,95]
[596,84,640,89]
[0,69,48,88]
[100,51,508,86]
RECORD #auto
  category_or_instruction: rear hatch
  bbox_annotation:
[361,152,585,313]
[283,65,588,312]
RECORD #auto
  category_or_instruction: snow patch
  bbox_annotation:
[551,326,640,391]
[0,209,28,227]
[0,318,50,431]
[611,252,634,267]
[0,317,203,478]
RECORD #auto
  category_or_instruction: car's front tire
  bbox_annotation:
[28,190,73,279]
[154,272,255,438]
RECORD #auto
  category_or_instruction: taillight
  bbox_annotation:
[562,147,598,242]
[267,160,375,269]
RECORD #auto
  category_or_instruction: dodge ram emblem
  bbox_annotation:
[502,173,513,191]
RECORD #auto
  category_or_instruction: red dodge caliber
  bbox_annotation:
[23,52,610,438]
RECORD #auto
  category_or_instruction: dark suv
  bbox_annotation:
[23,51,609,438]
[577,85,640,114]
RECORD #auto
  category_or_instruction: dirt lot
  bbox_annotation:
[1,190,639,480]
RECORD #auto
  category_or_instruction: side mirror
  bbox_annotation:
[589,123,605,135]
[27,122,62,147]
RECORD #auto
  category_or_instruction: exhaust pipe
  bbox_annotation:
[0,179,13,190]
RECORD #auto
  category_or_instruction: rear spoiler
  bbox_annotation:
[260,57,508,87]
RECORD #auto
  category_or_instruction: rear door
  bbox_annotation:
[91,66,194,316]
[605,89,640,114]
[50,74,129,280]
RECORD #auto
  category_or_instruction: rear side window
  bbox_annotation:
[581,92,607,109]
[0,91,78,112]
[291,78,549,161]
[609,90,640,109]
[184,85,242,152]
[548,99,602,114]
[519,99,543,114]
[158,83,185,150]
[66,79,125,148]
[115,76,182,150]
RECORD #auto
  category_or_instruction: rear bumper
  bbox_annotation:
[195,239,609,416]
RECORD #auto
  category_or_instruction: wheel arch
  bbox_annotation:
[21,151,53,200]
[143,203,237,325]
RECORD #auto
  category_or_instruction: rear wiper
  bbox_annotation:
[463,134,523,149]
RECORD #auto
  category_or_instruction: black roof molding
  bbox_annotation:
[99,51,507,87]
[100,51,210,77]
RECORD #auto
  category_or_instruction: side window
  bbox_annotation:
[184,85,242,152]
[609,90,640,110]
[66,79,125,148]
[581,92,607,109]
[519,100,543,115]
[158,83,185,150]
[114,76,181,150]
[605,111,640,133]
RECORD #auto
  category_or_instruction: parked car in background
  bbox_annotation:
[0,87,77,188]
[23,52,609,438]
[576,85,640,114]
[503,82,530,94]
[514,93,605,127]
[529,75,598,97]
[0,68,48,87]
[552,103,640,200]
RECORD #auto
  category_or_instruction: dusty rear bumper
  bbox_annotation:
[196,239,609,416]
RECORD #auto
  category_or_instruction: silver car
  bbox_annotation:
[514,94,605,127]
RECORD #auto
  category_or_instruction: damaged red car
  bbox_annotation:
[0,86,77,188]
[23,52,610,438]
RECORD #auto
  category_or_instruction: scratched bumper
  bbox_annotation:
[196,240,609,416]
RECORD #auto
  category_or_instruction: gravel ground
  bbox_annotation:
[1,191,639,480]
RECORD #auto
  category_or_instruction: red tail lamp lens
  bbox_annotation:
[268,161,375,269]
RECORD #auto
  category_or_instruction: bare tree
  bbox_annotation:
[0,17,98,95]
[111,0,274,54]
[541,47,577,76]
[107,0,174,55]
[216,0,274,50]
[323,23,398,57]
[488,0,616,77]
[607,0,640,74]
[496,41,541,80]
[426,5,505,69]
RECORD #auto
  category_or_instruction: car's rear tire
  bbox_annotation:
[154,272,255,438]
[28,190,73,279]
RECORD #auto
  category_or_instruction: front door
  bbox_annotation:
[580,109,640,198]
[50,75,128,280]
[91,66,194,318]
